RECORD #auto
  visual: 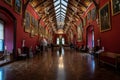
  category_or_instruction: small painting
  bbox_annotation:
[15,0,22,14]
[111,0,120,15]
[24,11,30,33]
[4,0,13,6]
[99,2,111,32]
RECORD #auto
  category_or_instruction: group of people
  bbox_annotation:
[39,39,48,52]
[37,38,54,53]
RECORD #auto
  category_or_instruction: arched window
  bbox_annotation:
[0,20,4,52]
[57,38,59,45]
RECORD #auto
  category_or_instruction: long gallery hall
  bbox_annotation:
[0,0,120,80]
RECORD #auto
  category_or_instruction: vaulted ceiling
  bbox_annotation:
[29,0,95,34]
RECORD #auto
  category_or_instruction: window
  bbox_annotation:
[0,20,4,51]
[57,38,59,45]
[62,38,65,45]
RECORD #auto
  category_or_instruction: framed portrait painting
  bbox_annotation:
[24,11,31,33]
[99,2,111,32]
[111,0,120,15]
[77,23,83,42]
[91,8,96,20]
[15,0,22,14]
[4,0,13,6]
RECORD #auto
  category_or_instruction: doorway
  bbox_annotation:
[87,25,94,49]
[0,6,16,63]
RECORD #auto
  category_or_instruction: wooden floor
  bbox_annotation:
[0,47,120,80]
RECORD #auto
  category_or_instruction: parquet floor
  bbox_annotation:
[0,47,120,80]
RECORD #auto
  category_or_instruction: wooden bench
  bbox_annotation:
[98,52,120,69]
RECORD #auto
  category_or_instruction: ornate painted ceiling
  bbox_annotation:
[29,0,95,34]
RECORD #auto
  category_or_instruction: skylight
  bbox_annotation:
[54,0,68,29]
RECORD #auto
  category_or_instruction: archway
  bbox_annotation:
[0,6,16,60]
[86,25,94,49]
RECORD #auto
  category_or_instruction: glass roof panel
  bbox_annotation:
[55,5,60,10]
[56,9,61,14]
[61,5,67,10]
[61,9,66,14]
[54,0,68,29]
[54,0,60,6]
[61,0,68,6]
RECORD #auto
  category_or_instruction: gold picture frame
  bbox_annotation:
[14,0,22,14]
[99,2,111,32]
[4,0,13,6]
[111,0,120,16]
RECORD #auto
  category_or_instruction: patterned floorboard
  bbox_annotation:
[0,47,120,80]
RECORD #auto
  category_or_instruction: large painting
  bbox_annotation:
[77,23,83,42]
[111,0,120,15]
[34,19,38,35]
[25,11,31,33]
[99,2,111,32]
[4,0,13,6]
[15,0,22,14]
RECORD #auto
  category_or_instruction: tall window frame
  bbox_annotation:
[0,20,4,52]
[62,38,65,45]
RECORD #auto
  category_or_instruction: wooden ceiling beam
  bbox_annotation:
[34,0,48,8]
